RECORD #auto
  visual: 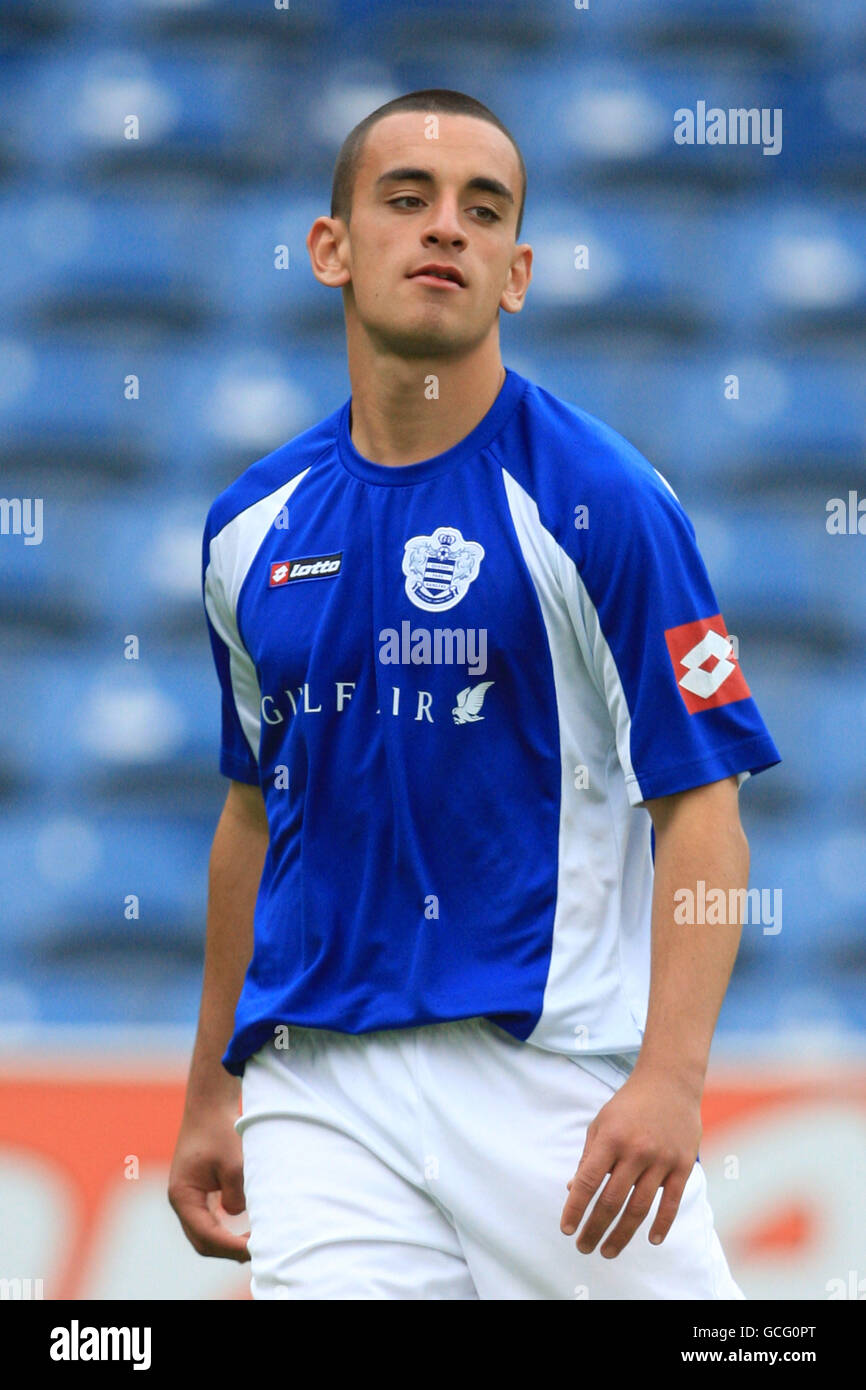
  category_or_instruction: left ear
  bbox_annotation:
[501,243,533,314]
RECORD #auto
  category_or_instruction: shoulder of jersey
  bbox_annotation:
[513,376,681,512]
[204,403,342,540]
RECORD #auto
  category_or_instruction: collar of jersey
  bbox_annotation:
[336,366,528,486]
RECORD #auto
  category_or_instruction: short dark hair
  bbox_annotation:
[330,88,527,239]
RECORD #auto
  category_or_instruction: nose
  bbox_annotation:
[421,195,467,250]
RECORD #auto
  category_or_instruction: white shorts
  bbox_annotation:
[236,1016,744,1301]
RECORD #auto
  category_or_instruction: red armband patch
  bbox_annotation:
[664,614,751,714]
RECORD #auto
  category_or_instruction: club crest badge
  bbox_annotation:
[402,525,485,613]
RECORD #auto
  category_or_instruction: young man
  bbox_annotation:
[169,89,780,1300]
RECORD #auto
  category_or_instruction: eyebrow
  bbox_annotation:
[375,167,514,206]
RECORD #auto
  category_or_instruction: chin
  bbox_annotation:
[374,317,483,360]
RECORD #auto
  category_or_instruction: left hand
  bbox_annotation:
[560,1067,702,1258]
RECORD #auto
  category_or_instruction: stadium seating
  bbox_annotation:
[1,0,863,1046]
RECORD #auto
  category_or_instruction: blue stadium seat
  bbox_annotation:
[718,202,866,341]
[162,342,349,488]
[0,333,350,499]
[737,665,866,818]
[215,194,343,331]
[493,61,790,194]
[562,0,813,58]
[0,192,218,338]
[0,337,163,492]
[731,814,866,966]
[0,809,214,953]
[367,0,563,57]
[0,0,76,56]
[612,355,865,495]
[3,959,205,1025]
[518,198,711,346]
[0,489,208,636]
[0,640,224,800]
[685,506,866,646]
[718,969,866,1038]
[133,0,338,47]
[79,651,223,782]
[781,71,866,188]
[11,46,310,184]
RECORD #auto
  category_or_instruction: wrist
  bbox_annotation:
[184,1050,242,1115]
[631,1048,707,1100]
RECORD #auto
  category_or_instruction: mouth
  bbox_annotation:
[407,264,465,290]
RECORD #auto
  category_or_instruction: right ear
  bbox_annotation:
[306,216,352,288]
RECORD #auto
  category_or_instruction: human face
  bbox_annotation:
[340,111,530,359]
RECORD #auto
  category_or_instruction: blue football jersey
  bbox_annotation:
[202,367,780,1079]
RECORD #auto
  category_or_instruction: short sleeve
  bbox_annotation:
[202,516,261,787]
[560,459,781,806]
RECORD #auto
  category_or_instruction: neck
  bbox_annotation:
[344,326,506,466]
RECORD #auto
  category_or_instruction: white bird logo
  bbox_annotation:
[452,681,494,724]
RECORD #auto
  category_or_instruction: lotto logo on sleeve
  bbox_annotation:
[664,615,751,714]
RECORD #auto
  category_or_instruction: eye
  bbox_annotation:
[472,206,500,222]
[389,195,425,208]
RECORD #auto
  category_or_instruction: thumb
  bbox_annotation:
[219,1165,247,1217]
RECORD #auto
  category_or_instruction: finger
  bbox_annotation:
[220,1163,247,1217]
[648,1168,691,1247]
[573,1166,640,1253]
[597,1167,667,1258]
[171,1185,251,1262]
[560,1140,616,1234]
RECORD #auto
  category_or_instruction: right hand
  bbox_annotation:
[168,1103,251,1262]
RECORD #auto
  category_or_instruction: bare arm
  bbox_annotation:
[632,773,748,1088]
[168,779,269,1261]
[560,774,748,1256]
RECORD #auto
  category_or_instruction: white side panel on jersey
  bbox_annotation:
[499,468,642,802]
[204,468,311,762]
[652,465,680,501]
[500,467,652,1055]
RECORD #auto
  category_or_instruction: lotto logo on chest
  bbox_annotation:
[270,553,343,586]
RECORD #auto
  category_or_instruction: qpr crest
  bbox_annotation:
[402,525,485,613]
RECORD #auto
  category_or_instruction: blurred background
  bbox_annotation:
[0,0,864,1301]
